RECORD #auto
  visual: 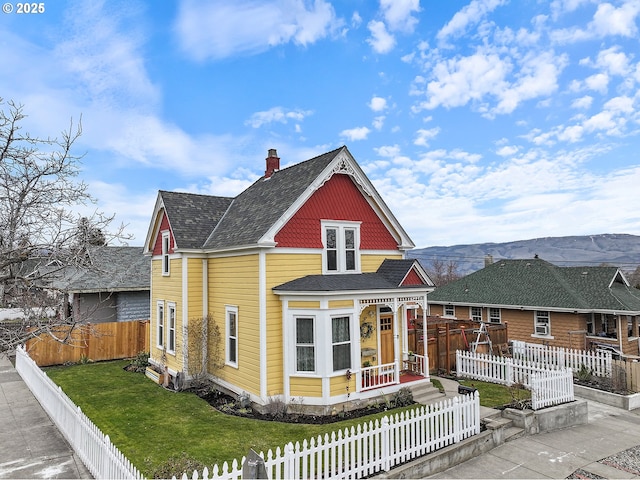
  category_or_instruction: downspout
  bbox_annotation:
[423,291,430,379]
[202,258,208,376]
[393,298,400,383]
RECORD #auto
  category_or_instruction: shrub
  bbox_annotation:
[392,387,414,407]
[129,351,150,373]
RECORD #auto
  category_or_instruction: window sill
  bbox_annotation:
[225,362,238,369]
[531,334,554,340]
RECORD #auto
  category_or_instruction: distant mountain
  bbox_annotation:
[408,233,640,276]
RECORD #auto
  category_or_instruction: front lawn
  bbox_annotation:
[46,360,416,477]
[458,379,530,407]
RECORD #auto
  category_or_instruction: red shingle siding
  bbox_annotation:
[275,174,399,250]
[402,269,424,286]
[152,212,175,255]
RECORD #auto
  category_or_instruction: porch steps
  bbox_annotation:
[407,381,445,406]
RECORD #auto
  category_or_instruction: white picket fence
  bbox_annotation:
[530,369,575,410]
[511,340,612,376]
[456,350,574,410]
[178,393,481,480]
[15,346,143,480]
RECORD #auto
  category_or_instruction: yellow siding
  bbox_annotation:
[208,254,261,396]
[329,300,354,309]
[360,307,378,366]
[289,377,323,397]
[330,374,355,397]
[187,259,203,318]
[265,252,322,396]
[289,301,321,309]
[151,258,183,373]
[361,253,402,272]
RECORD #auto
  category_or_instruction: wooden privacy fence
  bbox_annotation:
[15,346,143,479]
[410,319,509,374]
[456,350,575,410]
[178,393,481,480]
[613,359,640,393]
[25,320,150,366]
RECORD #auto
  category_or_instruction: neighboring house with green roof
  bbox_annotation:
[427,258,640,356]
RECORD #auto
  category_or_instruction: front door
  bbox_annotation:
[380,314,394,366]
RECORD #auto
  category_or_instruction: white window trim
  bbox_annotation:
[331,314,352,373]
[321,220,361,274]
[226,305,239,368]
[489,308,501,324]
[444,305,455,317]
[294,316,316,374]
[162,231,171,276]
[470,306,483,322]
[167,302,176,355]
[156,301,165,349]
[532,310,554,339]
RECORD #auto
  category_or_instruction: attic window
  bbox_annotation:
[161,231,170,276]
[322,221,360,274]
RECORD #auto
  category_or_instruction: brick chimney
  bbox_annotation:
[264,149,280,178]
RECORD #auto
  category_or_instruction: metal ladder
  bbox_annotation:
[471,321,493,353]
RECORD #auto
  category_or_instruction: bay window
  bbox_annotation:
[332,316,351,371]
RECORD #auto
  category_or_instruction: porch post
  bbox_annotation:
[393,298,400,384]
[422,292,430,379]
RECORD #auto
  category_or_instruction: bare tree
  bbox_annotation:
[0,98,129,353]
[426,258,462,287]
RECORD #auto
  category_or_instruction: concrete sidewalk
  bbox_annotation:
[0,354,92,479]
[430,375,640,479]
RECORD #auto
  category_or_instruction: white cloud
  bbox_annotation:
[379,0,420,33]
[496,145,519,157]
[245,107,313,128]
[369,96,388,111]
[437,0,507,44]
[367,20,396,54]
[174,0,341,61]
[414,127,440,147]
[375,144,401,157]
[372,116,386,130]
[585,73,609,93]
[340,126,371,141]
[571,96,593,109]
[591,1,640,37]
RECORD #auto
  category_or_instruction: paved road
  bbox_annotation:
[0,354,92,479]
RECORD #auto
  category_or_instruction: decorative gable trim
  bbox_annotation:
[260,147,414,250]
[144,193,176,255]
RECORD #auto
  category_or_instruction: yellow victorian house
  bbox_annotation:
[144,146,437,414]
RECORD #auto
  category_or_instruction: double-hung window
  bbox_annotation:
[156,302,164,349]
[162,232,171,275]
[471,307,483,322]
[295,317,315,372]
[226,306,238,366]
[332,316,351,371]
[489,308,501,323]
[167,303,176,354]
[535,311,550,336]
[323,222,360,273]
[444,305,454,317]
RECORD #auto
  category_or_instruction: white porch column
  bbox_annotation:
[422,291,430,380]
[393,298,400,384]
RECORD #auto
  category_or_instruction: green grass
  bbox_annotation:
[458,379,530,407]
[46,360,418,477]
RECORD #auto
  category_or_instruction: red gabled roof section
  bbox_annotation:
[151,211,175,255]
[275,174,399,249]
[402,268,426,286]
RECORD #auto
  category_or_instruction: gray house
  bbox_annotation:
[61,246,150,323]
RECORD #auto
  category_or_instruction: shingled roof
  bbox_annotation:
[273,259,432,293]
[58,246,150,293]
[428,258,640,313]
[203,148,340,249]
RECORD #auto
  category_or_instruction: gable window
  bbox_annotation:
[296,317,315,372]
[471,307,483,322]
[444,305,454,317]
[322,222,360,274]
[156,301,164,349]
[167,303,176,354]
[332,316,351,371]
[226,306,238,366]
[535,311,550,336]
[489,308,501,324]
[162,232,171,276]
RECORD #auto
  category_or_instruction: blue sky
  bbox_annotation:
[2,0,639,248]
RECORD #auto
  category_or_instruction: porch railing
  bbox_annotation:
[359,362,397,391]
